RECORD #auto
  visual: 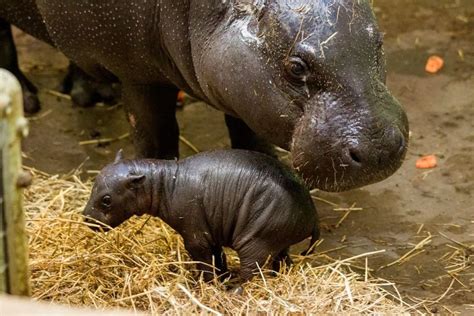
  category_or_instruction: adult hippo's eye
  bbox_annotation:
[285,57,310,83]
[101,195,112,208]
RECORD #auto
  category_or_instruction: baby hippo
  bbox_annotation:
[83,149,319,287]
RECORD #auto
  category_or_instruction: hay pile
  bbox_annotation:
[24,169,416,314]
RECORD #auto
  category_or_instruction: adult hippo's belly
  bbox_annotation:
[0,0,409,192]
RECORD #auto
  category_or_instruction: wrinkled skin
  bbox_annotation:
[84,150,320,286]
[0,0,408,191]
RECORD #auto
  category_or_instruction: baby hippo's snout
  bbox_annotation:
[83,204,111,232]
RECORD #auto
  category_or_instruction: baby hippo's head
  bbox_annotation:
[83,150,147,231]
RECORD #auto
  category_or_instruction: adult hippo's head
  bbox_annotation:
[191,0,409,192]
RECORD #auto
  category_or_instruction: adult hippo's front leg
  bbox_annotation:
[123,83,180,159]
[225,114,276,157]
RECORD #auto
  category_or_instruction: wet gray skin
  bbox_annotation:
[83,150,320,285]
[0,0,408,192]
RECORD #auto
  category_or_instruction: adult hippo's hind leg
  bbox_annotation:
[0,18,40,114]
[225,114,276,157]
[123,83,179,159]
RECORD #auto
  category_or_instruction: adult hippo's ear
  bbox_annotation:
[114,149,124,163]
[126,174,146,190]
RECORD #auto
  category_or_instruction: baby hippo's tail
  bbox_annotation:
[301,225,320,256]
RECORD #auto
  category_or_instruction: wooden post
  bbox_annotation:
[0,69,31,296]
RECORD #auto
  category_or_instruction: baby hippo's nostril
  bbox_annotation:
[83,216,94,225]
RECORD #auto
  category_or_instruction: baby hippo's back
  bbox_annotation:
[174,150,318,253]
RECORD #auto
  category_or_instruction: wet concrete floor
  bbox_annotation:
[11,0,474,312]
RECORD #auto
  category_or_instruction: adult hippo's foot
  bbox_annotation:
[0,18,40,114]
[59,63,120,107]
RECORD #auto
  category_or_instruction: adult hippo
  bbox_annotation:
[0,0,409,192]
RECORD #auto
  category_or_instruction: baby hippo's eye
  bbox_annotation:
[101,195,112,208]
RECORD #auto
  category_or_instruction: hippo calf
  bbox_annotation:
[83,150,319,287]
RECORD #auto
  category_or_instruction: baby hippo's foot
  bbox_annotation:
[227,285,244,295]
[199,270,231,285]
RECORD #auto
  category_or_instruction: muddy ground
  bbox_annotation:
[11,0,473,313]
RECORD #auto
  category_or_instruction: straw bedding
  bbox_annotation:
[24,169,415,314]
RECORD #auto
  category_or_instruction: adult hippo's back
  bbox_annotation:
[0,0,409,192]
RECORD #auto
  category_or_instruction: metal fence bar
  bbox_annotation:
[0,69,31,296]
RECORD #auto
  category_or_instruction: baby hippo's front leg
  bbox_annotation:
[184,239,228,282]
[229,240,280,294]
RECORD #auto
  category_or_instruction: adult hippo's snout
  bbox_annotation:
[291,83,409,192]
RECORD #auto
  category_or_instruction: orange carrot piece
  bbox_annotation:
[416,155,437,169]
[425,55,444,74]
[177,90,185,102]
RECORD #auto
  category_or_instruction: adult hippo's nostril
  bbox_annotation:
[343,127,407,169]
[347,148,363,166]
[386,127,407,159]
[397,132,407,155]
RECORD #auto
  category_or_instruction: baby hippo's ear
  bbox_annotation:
[127,174,146,189]
[114,149,124,163]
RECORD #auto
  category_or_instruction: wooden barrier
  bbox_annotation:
[0,69,31,296]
